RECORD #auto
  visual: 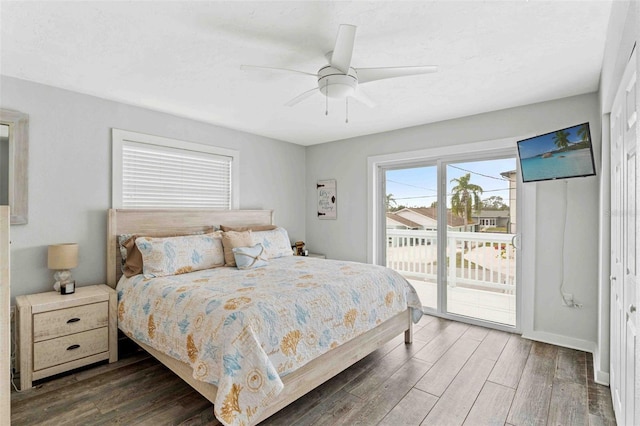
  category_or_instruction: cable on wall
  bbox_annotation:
[559,180,582,308]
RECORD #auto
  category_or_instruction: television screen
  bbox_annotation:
[517,122,596,183]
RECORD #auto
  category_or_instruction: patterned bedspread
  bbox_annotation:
[116,256,423,425]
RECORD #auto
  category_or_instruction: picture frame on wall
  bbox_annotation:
[317,179,337,220]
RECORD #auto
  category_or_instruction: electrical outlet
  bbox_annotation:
[562,293,583,308]
[562,293,575,307]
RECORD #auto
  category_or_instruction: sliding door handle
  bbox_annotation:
[511,234,520,250]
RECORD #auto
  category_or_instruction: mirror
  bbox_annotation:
[0,109,28,225]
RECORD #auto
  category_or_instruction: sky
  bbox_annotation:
[517,123,590,159]
[386,158,516,208]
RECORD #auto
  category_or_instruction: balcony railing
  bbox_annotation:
[386,229,516,293]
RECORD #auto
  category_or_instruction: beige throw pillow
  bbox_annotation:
[222,230,253,266]
[220,224,277,232]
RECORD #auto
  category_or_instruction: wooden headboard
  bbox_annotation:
[107,209,274,288]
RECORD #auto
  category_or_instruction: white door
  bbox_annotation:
[610,48,637,426]
[610,85,625,425]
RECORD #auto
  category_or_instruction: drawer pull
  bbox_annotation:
[66,344,80,351]
[66,318,81,324]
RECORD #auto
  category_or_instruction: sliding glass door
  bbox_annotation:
[385,165,439,310]
[444,160,517,326]
[382,155,519,329]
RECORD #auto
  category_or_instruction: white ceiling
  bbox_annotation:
[1,1,612,146]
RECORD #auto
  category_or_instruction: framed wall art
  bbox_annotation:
[317,179,337,220]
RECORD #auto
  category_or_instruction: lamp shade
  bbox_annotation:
[48,243,78,270]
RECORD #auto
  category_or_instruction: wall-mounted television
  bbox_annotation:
[517,122,596,183]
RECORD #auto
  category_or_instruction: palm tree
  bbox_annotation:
[577,124,589,143]
[552,130,571,150]
[450,173,483,230]
[385,193,397,211]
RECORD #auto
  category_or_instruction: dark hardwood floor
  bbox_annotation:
[11,315,616,425]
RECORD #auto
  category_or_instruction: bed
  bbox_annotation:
[107,208,422,425]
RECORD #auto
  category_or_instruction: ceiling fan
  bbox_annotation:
[241,24,438,114]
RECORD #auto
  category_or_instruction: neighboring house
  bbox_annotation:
[388,207,474,232]
[473,209,510,231]
[386,213,421,229]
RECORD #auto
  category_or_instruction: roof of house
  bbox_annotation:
[386,213,422,229]
[475,210,510,218]
[397,207,471,227]
[500,170,517,179]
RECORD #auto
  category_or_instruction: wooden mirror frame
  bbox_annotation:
[0,109,29,225]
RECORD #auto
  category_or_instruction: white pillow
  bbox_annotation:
[251,227,293,259]
[232,244,268,270]
[135,232,224,278]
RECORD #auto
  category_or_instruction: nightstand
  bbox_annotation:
[16,284,117,390]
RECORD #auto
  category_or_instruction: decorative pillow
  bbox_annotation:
[120,235,143,278]
[252,227,293,259]
[221,230,253,266]
[118,233,136,273]
[220,224,277,232]
[118,228,214,277]
[232,244,268,270]
[135,232,224,278]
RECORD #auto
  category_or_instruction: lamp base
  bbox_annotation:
[53,269,73,293]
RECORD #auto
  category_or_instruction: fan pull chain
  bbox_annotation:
[345,98,349,124]
[325,80,329,116]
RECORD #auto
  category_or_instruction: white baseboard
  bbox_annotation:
[592,347,610,386]
[522,330,595,352]
[522,330,609,385]
[594,368,610,386]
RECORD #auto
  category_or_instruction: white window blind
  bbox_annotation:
[112,129,239,209]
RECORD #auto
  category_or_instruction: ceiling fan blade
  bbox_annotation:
[240,64,316,77]
[330,24,357,73]
[351,87,376,108]
[356,65,438,84]
[285,88,319,107]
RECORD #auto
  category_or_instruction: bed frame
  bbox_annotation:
[107,208,413,424]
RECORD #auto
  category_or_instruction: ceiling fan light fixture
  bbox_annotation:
[317,66,358,99]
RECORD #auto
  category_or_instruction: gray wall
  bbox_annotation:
[305,93,601,347]
[2,76,306,301]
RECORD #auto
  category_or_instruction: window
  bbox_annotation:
[480,218,496,226]
[112,129,239,209]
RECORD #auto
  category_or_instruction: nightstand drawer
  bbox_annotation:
[33,327,109,371]
[33,301,108,342]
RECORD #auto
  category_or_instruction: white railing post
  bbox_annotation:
[448,235,457,288]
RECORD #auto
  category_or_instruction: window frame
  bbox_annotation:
[112,129,240,209]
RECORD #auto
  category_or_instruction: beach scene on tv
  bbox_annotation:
[517,123,595,182]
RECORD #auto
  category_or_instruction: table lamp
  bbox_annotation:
[48,243,78,294]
